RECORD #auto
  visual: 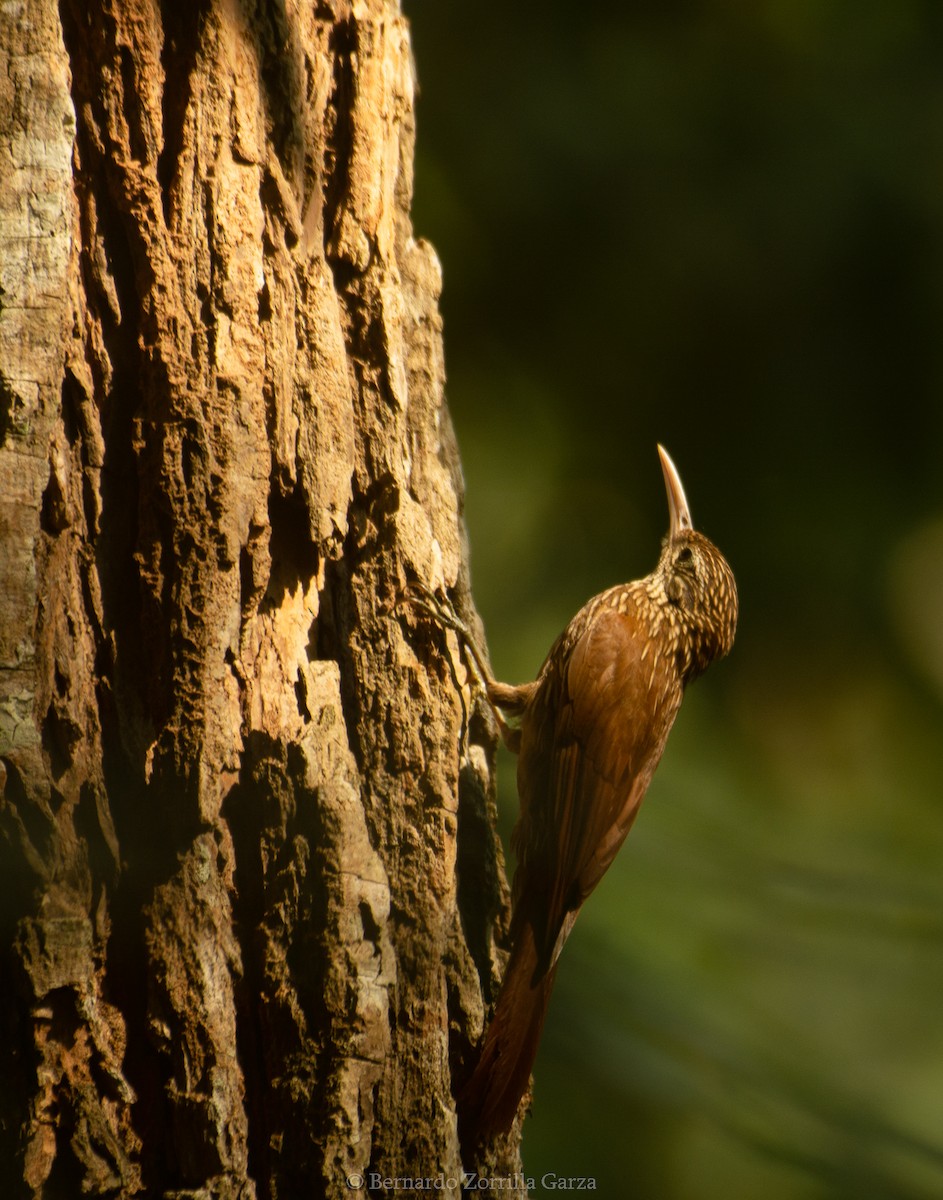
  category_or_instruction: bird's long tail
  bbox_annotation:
[458,919,558,1146]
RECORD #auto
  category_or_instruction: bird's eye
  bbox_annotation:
[675,547,694,566]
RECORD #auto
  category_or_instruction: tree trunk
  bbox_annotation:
[0,2,517,1194]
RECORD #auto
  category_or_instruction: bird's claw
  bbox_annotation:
[398,581,491,689]
[400,581,468,637]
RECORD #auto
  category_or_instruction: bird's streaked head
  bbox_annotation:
[654,446,738,679]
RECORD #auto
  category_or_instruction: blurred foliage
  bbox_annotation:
[404,1,943,1196]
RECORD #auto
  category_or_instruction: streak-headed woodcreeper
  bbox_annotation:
[410,446,737,1145]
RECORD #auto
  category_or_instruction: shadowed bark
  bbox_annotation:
[0,1,521,1194]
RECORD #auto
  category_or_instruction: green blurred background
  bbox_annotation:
[404,2,943,1196]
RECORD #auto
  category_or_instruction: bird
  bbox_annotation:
[408,446,737,1145]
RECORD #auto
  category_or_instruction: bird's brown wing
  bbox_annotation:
[514,604,680,971]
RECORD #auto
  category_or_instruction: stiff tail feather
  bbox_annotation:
[458,920,558,1146]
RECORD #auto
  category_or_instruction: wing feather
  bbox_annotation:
[512,602,681,972]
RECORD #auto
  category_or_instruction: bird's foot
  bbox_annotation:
[398,583,527,751]
[398,582,490,686]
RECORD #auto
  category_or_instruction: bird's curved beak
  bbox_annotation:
[658,445,693,539]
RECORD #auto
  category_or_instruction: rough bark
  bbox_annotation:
[0,2,518,1195]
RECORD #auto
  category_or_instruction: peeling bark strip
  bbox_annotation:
[0,2,516,1195]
